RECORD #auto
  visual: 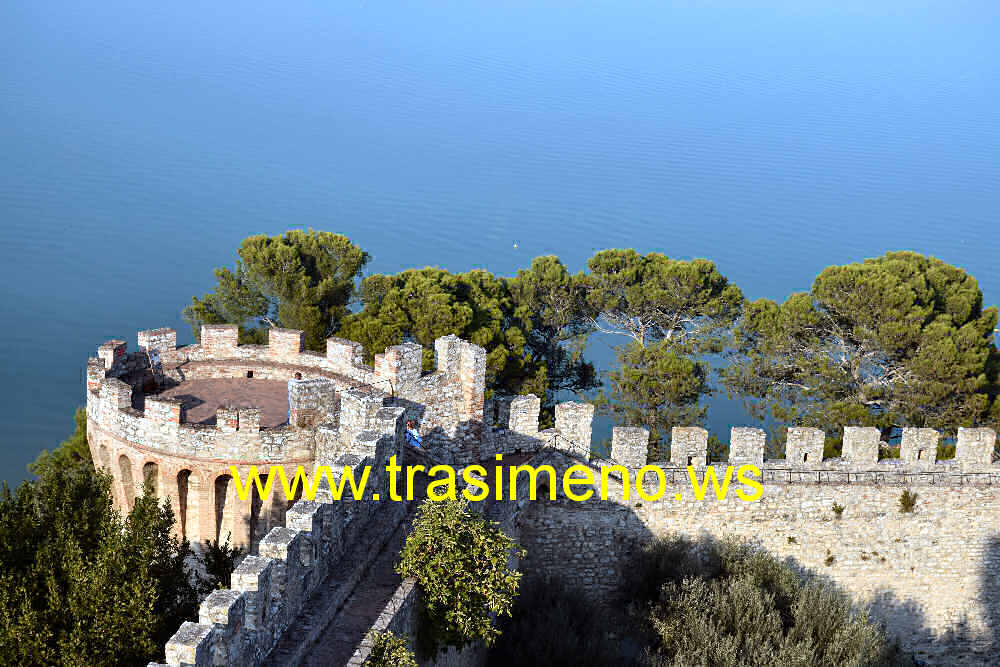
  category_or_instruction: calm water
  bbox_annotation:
[2,1,998,484]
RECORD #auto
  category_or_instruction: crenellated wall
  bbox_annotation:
[91,319,1000,666]
[498,403,1000,665]
[86,326,490,552]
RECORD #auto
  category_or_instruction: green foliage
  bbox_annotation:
[585,250,743,460]
[488,574,633,667]
[899,489,918,513]
[632,537,912,667]
[396,499,524,654]
[340,259,597,409]
[831,502,845,519]
[0,465,200,666]
[183,229,369,350]
[584,249,744,350]
[201,534,243,589]
[28,408,91,477]
[879,444,901,459]
[598,340,711,461]
[509,255,600,414]
[724,251,999,435]
[365,630,418,667]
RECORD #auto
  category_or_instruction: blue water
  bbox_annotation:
[2,0,998,484]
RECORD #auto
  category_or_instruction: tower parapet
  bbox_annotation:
[86,325,489,552]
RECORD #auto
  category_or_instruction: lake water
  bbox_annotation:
[2,0,998,485]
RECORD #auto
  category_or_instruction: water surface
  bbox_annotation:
[2,0,998,483]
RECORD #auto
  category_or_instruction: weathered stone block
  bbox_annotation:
[165,621,213,667]
[956,427,996,466]
[729,427,765,466]
[200,325,238,353]
[238,407,261,433]
[555,401,594,457]
[901,428,938,467]
[98,339,127,371]
[138,328,177,355]
[509,395,541,436]
[375,342,422,388]
[671,427,708,467]
[786,427,824,466]
[612,426,649,469]
[216,406,239,434]
[326,337,364,372]
[87,357,105,393]
[268,327,305,362]
[842,427,879,464]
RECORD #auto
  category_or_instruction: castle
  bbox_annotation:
[85,326,1000,666]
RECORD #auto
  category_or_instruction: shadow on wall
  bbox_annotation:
[868,536,1000,665]
[517,490,1000,667]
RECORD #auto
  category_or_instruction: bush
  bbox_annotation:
[0,466,202,666]
[365,630,417,667]
[831,502,845,519]
[621,535,720,608]
[899,490,918,513]
[201,534,243,590]
[633,537,913,667]
[397,499,524,655]
[488,575,634,667]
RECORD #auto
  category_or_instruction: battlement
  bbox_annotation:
[149,409,408,667]
[87,326,489,461]
[86,324,490,565]
[488,393,999,477]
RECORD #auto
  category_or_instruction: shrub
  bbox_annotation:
[635,537,913,667]
[365,630,417,667]
[397,499,525,654]
[879,444,900,459]
[488,575,633,667]
[620,535,718,608]
[831,502,845,519]
[899,490,918,513]
[201,534,243,590]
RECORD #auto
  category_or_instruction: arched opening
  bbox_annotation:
[214,474,235,545]
[249,485,264,553]
[118,455,135,510]
[803,453,809,463]
[177,470,191,540]
[143,462,159,496]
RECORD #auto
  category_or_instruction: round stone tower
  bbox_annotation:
[85,324,487,551]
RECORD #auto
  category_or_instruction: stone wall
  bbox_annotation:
[499,403,1000,665]
[345,579,487,667]
[148,412,408,667]
[86,326,490,550]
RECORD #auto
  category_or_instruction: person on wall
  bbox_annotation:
[287,371,304,424]
[405,418,423,448]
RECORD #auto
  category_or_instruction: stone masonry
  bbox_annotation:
[86,325,1000,666]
